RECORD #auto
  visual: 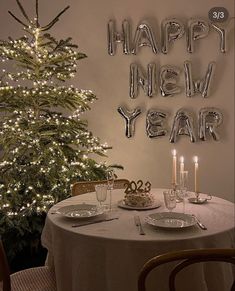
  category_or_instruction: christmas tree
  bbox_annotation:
[0,0,112,261]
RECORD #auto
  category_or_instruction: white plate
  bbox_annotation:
[145,212,197,229]
[56,204,103,219]
[117,200,161,210]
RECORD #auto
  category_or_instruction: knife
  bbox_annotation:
[72,217,118,227]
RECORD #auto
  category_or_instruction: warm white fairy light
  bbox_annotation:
[0,16,108,219]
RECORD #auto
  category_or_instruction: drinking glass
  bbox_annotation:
[95,184,108,210]
[163,190,176,212]
[179,171,188,213]
[106,170,115,211]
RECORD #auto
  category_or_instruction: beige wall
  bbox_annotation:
[1,0,234,201]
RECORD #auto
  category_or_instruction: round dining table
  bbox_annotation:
[41,189,235,291]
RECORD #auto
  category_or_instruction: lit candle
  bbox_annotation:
[194,156,199,193]
[180,156,184,173]
[172,149,177,185]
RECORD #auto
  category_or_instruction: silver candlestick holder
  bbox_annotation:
[188,192,212,204]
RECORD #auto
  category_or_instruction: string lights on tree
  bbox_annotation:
[0,0,112,260]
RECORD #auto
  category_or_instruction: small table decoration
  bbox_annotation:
[118,180,161,210]
[124,180,151,194]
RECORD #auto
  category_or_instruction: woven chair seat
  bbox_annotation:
[0,266,57,291]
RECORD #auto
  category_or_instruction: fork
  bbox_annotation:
[134,215,146,235]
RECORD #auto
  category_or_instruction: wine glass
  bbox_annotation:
[163,190,176,212]
[179,171,188,213]
[95,184,108,210]
[106,170,115,211]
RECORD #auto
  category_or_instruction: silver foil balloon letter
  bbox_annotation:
[107,19,131,56]
[199,108,223,141]
[184,61,216,98]
[169,109,196,143]
[117,107,141,138]
[132,21,159,55]
[187,19,210,53]
[129,63,156,98]
[160,65,181,97]
[161,18,185,54]
[211,23,227,53]
[146,110,167,138]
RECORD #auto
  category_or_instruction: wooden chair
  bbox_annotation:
[71,179,129,196]
[138,248,235,291]
[0,239,57,291]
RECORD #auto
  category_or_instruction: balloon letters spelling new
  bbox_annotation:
[146,110,167,138]
[198,108,223,141]
[169,109,196,143]
[187,18,210,53]
[129,63,156,98]
[160,65,181,97]
[161,18,185,54]
[117,107,142,138]
[184,61,216,98]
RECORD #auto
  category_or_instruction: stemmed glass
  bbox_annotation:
[95,184,108,211]
[163,190,176,212]
[179,171,188,213]
[106,170,115,211]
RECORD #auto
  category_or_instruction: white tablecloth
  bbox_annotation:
[41,189,235,291]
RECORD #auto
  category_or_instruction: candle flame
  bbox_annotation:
[180,156,184,163]
[172,149,176,156]
[194,156,198,163]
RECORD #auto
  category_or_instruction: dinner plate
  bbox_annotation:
[145,212,197,229]
[56,204,104,219]
[117,200,161,210]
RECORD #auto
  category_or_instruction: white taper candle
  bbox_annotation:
[172,149,177,185]
[194,156,199,193]
[180,156,184,173]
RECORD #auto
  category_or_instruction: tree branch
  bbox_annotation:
[8,10,28,27]
[16,0,30,22]
[41,6,70,31]
[35,0,40,27]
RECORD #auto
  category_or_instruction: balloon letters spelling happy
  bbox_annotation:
[129,63,156,98]
[107,19,131,56]
[107,18,233,55]
[169,109,196,143]
[146,110,167,138]
[184,61,216,98]
[187,18,210,53]
[117,107,141,138]
[132,21,159,55]
[161,18,185,54]
[211,19,234,53]
[199,108,223,141]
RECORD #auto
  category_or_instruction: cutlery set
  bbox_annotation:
[134,215,146,235]
[52,210,207,231]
